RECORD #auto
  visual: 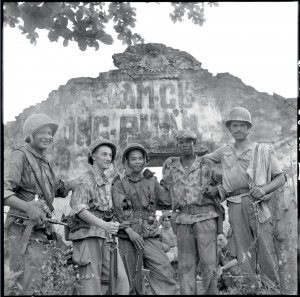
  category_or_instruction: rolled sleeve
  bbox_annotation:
[270,151,283,178]
[70,181,91,214]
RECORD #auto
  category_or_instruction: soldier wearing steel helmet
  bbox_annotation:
[68,138,129,295]
[111,143,177,295]
[4,114,75,294]
[205,107,286,293]
[152,129,222,295]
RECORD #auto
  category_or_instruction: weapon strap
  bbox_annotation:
[16,148,54,212]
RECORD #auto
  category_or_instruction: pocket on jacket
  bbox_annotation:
[221,151,235,169]
[72,239,92,267]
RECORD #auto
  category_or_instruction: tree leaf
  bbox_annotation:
[98,33,113,45]
[5,2,20,18]
[63,39,69,47]
[63,7,75,21]
[76,9,83,21]
[22,14,36,33]
[45,2,62,13]
[40,3,53,17]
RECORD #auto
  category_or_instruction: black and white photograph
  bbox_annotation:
[3,2,298,295]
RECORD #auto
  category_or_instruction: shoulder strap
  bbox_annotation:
[252,143,260,186]
[199,157,204,186]
[121,177,131,197]
[15,148,54,212]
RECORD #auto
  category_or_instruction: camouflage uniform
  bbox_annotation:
[112,173,177,295]
[206,142,283,289]
[69,167,129,295]
[4,144,71,294]
[162,139,220,295]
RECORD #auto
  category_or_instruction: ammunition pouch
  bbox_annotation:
[61,208,116,241]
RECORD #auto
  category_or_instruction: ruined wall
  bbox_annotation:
[4,43,296,180]
[4,43,297,293]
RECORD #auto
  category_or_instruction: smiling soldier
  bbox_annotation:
[4,114,75,294]
[205,107,286,293]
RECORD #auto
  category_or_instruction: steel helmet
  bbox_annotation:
[88,138,117,164]
[23,114,58,143]
[122,143,149,164]
[225,107,252,127]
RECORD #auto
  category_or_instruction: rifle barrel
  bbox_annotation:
[4,212,68,227]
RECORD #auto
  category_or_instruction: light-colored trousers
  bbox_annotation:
[72,236,129,295]
[228,196,279,292]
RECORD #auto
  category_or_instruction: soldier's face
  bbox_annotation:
[162,216,171,228]
[217,234,227,249]
[228,121,250,140]
[177,138,194,157]
[92,145,112,170]
[31,125,53,152]
[127,150,145,173]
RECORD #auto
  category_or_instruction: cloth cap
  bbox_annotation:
[175,129,197,141]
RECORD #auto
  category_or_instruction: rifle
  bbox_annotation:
[4,212,68,227]
[133,248,144,295]
[203,186,225,234]
[5,211,68,254]
[107,234,118,295]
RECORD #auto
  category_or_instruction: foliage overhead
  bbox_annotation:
[3,2,219,51]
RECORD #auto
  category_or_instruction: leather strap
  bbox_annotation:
[15,148,54,212]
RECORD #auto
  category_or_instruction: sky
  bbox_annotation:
[3,2,298,124]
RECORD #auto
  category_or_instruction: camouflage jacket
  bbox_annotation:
[69,168,113,241]
[162,155,219,224]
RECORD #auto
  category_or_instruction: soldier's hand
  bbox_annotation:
[25,200,47,226]
[143,168,154,179]
[102,221,120,234]
[126,228,144,250]
[203,185,219,199]
[249,186,266,199]
[217,267,224,278]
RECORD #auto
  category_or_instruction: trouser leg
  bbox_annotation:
[177,224,198,295]
[195,219,218,295]
[72,238,103,295]
[143,238,177,295]
[118,238,138,295]
[247,204,279,287]
[228,199,258,292]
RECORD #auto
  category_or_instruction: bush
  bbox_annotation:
[4,240,80,296]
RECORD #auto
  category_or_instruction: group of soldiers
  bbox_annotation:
[4,106,286,295]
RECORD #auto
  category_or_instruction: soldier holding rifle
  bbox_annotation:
[68,139,129,295]
[4,114,75,294]
[111,143,177,295]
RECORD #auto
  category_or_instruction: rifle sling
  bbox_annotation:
[16,148,54,212]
